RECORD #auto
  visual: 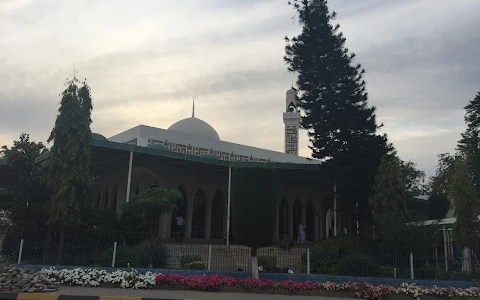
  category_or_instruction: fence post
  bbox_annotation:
[307,248,311,274]
[111,242,117,268]
[409,252,414,279]
[17,239,24,265]
[208,244,212,271]
[393,267,397,278]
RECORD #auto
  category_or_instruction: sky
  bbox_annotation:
[1,0,479,177]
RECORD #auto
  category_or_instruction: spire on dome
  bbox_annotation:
[192,96,195,117]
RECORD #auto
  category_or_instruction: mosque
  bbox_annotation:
[79,87,352,244]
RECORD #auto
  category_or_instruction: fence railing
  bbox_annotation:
[0,227,477,281]
[4,237,477,281]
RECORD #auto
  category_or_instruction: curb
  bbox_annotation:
[0,294,191,300]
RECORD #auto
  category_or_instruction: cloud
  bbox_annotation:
[1,0,479,178]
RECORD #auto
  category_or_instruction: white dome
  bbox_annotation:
[167,117,220,140]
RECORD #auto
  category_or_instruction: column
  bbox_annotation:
[205,195,213,240]
[158,213,170,239]
[314,203,320,242]
[185,194,194,239]
[288,201,294,236]
[108,185,116,211]
[274,199,280,242]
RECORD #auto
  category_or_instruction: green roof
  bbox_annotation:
[90,138,322,170]
[33,136,325,178]
[199,153,220,160]
[147,144,169,151]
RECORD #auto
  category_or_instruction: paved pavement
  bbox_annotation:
[57,287,352,300]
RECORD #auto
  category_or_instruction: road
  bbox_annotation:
[57,287,353,300]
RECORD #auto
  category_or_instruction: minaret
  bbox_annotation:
[283,88,301,155]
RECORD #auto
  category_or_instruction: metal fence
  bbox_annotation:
[0,228,477,281]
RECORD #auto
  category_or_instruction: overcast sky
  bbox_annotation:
[1,0,479,177]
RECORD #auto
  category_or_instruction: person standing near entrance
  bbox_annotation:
[175,215,185,242]
[297,220,306,244]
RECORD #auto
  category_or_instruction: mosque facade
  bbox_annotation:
[89,88,352,244]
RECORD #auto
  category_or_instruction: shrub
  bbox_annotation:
[180,254,203,269]
[258,255,277,268]
[334,254,379,277]
[95,244,140,268]
[184,261,208,270]
[136,238,168,268]
[307,236,358,274]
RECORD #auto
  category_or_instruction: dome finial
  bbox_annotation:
[192,96,195,117]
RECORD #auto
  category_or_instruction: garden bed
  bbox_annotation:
[40,267,480,300]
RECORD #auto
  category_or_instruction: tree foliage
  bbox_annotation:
[232,168,276,249]
[450,156,480,251]
[44,76,93,227]
[232,167,276,278]
[0,133,49,226]
[400,160,426,194]
[427,153,454,219]
[122,187,181,237]
[458,92,480,193]
[370,153,408,248]
[284,0,392,232]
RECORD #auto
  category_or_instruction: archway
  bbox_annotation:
[293,199,303,241]
[171,186,187,238]
[103,187,109,209]
[278,198,288,239]
[111,186,118,212]
[192,188,206,238]
[306,200,315,241]
[211,190,224,239]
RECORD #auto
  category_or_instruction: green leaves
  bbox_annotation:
[231,168,276,250]
[284,0,392,230]
[122,187,181,237]
[44,76,93,227]
[370,154,408,249]
[450,156,480,250]
[0,133,49,226]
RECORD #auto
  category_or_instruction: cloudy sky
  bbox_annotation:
[1,0,479,177]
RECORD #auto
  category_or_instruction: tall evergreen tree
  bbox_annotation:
[458,92,480,193]
[44,75,93,263]
[370,153,408,249]
[450,156,480,254]
[284,0,392,232]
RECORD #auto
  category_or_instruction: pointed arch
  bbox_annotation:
[306,200,315,241]
[293,198,303,241]
[211,189,224,239]
[279,197,288,238]
[103,186,109,209]
[111,185,118,212]
[171,185,187,238]
[192,188,206,238]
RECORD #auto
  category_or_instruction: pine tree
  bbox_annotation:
[284,0,392,232]
[450,156,480,253]
[370,153,408,249]
[44,75,93,264]
[458,92,480,193]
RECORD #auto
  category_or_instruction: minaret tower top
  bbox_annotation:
[283,88,301,155]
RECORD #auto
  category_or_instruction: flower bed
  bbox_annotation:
[39,267,480,300]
